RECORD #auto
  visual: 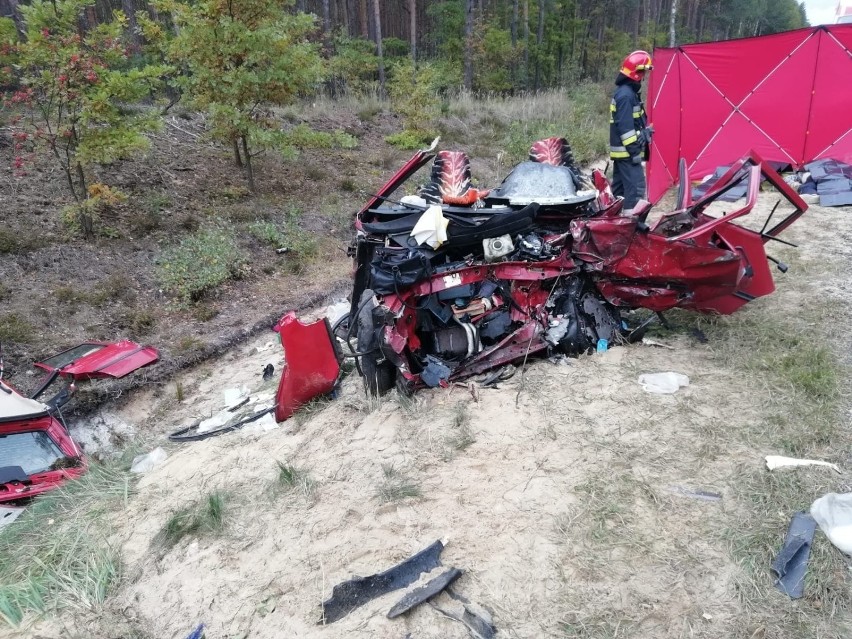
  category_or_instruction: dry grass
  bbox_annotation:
[375,463,422,503]
[274,461,317,502]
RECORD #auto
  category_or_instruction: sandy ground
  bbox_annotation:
[6,193,852,639]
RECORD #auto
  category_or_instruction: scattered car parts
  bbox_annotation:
[387,567,463,619]
[320,539,445,624]
[0,340,159,503]
[772,512,817,599]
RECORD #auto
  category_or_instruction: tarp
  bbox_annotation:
[646,25,852,202]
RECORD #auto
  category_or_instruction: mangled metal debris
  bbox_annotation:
[1,340,159,503]
[268,138,806,419]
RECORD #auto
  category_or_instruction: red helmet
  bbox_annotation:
[620,50,653,82]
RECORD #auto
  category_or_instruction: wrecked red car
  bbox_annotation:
[0,340,158,504]
[273,138,806,417]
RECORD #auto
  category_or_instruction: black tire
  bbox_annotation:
[357,289,395,397]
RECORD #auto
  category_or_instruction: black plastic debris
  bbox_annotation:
[690,328,709,344]
[387,567,463,619]
[771,512,817,599]
[479,365,516,388]
[320,540,445,624]
[262,363,275,381]
[669,486,722,502]
[432,588,496,639]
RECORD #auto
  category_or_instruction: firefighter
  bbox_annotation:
[610,50,654,210]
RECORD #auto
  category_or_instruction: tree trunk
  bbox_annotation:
[121,0,143,53]
[372,0,385,98]
[241,136,255,193]
[511,0,518,85]
[463,0,474,90]
[534,0,545,91]
[0,0,27,42]
[359,0,369,38]
[633,0,640,46]
[409,0,416,67]
[321,0,331,52]
[669,0,678,47]
[511,0,518,48]
[523,0,530,90]
[232,138,243,168]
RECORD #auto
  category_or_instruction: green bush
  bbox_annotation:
[0,314,34,343]
[328,34,379,95]
[387,60,441,145]
[157,226,248,303]
[385,130,433,150]
[245,213,317,273]
[382,37,409,58]
[286,123,358,151]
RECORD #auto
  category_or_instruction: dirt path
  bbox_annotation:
[7,198,852,639]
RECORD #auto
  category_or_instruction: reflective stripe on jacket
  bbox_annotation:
[609,83,648,160]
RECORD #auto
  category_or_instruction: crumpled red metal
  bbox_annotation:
[273,312,342,422]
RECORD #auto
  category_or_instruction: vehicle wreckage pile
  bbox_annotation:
[0,137,809,502]
[272,137,808,420]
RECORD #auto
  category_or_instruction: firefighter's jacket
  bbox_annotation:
[609,82,649,161]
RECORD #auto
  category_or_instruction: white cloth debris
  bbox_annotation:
[400,195,428,208]
[410,204,449,249]
[766,455,841,474]
[641,337,675,350]
[638,372,690,394]
[811,493,852,555]
[245,412,279,433]
[0,506,24,530]
[325,300,350,325]
[223,386,250,409]
[255,341,275,353]
[130,447,168,474]
[197,410,231,434]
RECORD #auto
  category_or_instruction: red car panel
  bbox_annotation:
[35,340,159,379]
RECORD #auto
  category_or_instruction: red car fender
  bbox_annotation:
[273,313,342,422]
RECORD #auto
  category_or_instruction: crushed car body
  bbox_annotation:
[0,340,159,504]
[273,138,807,414]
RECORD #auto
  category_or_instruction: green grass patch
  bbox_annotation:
[155,490,228,550]
[245,212,318,273]
[0,229,42,254]
[722,467,851,636]
[0,313,35,343]
[385,130,434,150]
[375,463,422,503]
[274,461,316,501]
[0,461,133,627]
[698,303,843,456]
[157,226,248,303]
[286,123,357,150]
